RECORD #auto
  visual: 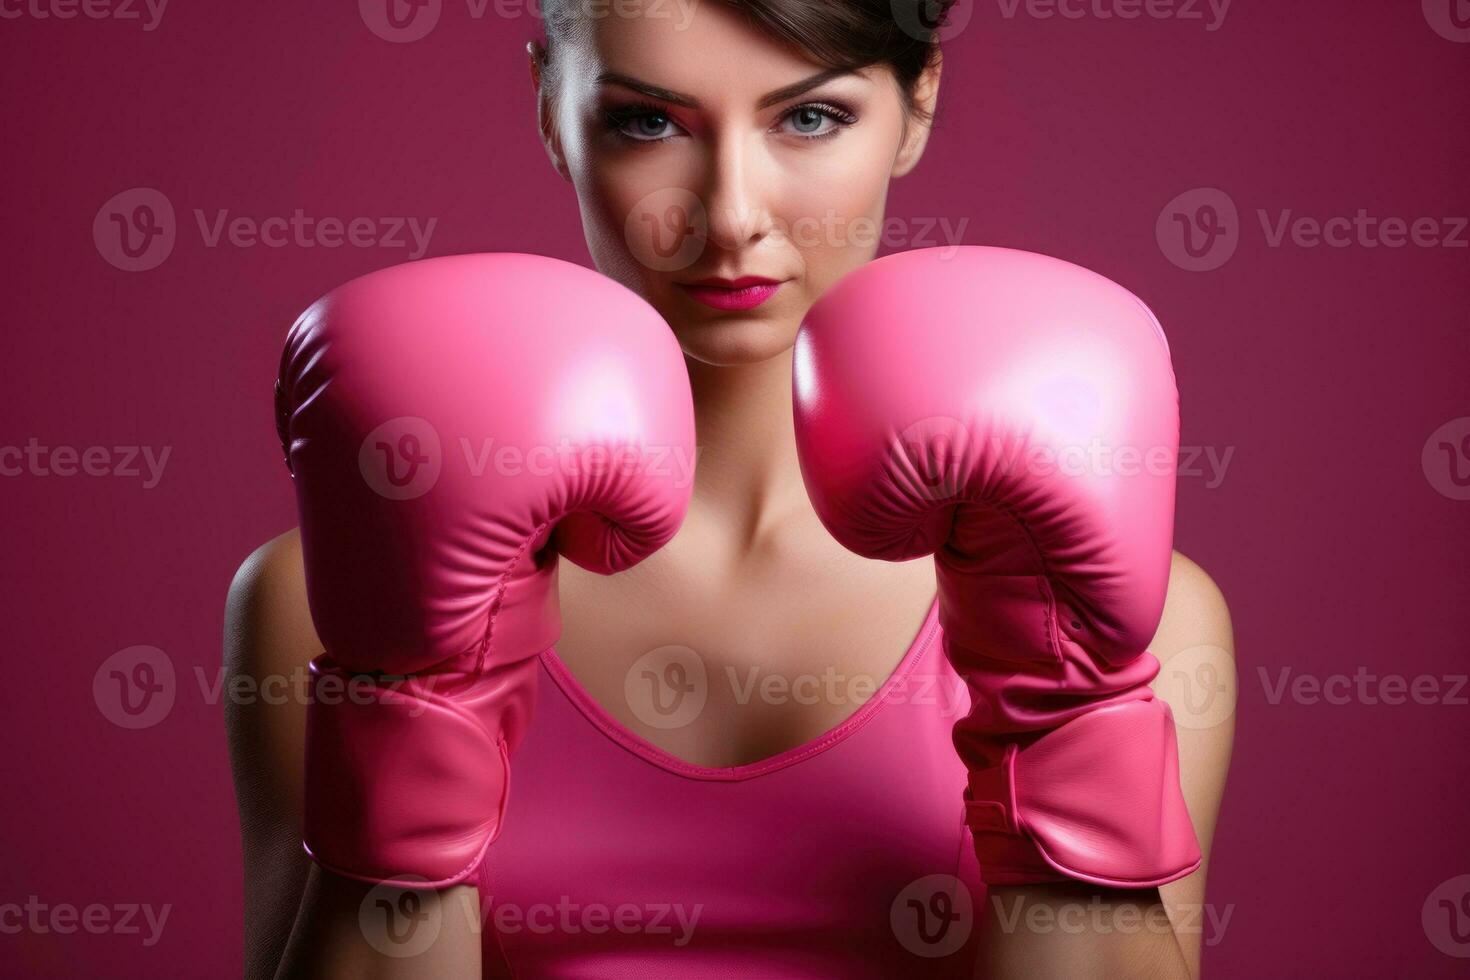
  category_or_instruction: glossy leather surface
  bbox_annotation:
[276,253,695,885]
[793,247,1201,888]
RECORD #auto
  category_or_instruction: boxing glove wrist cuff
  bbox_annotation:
[964,699,1202,889]
[302,657,530,889]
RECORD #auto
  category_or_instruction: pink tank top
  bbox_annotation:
[477,599,986,978]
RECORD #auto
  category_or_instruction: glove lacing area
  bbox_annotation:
[301,532,549,890]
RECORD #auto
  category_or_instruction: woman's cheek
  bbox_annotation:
[780,151,893,298]
[581,153,700,287]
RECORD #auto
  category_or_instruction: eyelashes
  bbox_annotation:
[784,102,858,139]
[601,99,859,144]
[601,100,680,142]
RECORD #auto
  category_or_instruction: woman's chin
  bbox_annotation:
[667,313,800,368]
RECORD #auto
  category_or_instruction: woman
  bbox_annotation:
[226,1,1235,976]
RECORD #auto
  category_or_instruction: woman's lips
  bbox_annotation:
[677,277,785,311]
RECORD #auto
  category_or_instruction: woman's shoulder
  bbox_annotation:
[1158,550,1233,654]
[1152,550,1236,727]
[224,528,318,679]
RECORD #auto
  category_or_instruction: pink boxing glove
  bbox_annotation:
[793,247,1200,889]
[275,253,694,888]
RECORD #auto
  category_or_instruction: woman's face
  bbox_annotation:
[533,3,937,367]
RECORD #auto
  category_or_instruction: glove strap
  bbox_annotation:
[964,698,1201,888]
[302,657,531,889]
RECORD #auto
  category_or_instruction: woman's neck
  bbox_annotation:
[684,349,811,549]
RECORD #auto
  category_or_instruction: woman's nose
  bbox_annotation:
[700,131,776,253]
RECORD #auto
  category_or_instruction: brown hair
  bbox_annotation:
[539,0,956,123]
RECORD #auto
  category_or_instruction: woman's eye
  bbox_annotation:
[777,104,855,140]
[610,109,680,142]
[788,107,829,135]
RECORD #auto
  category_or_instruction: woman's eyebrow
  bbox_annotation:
[596,67,859,110]
[756,68,859,108]
[597,72,700,107]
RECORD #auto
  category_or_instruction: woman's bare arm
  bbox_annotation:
[224,529,482,979]
[976,552,1236,979]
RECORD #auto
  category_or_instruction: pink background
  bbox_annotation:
[3,1,1468,975]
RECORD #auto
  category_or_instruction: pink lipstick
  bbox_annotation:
[677,275,785,312]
